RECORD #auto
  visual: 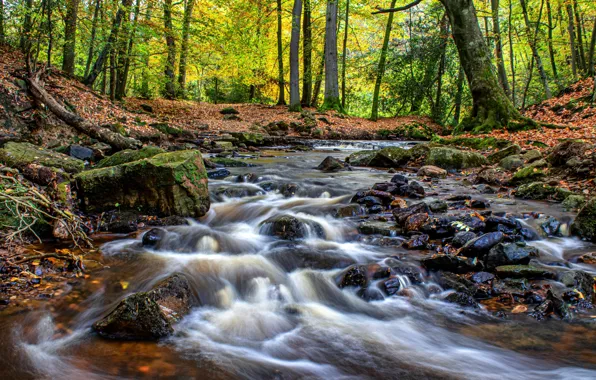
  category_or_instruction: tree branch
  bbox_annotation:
[372,0,424,14]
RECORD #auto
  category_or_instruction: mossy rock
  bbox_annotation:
[345,147,411,168]
[434,137,511,150]
[230,132,264,146]
[571,199,596,242]
[509,159,548,185]
[96,146,165,168]
[210,157,252,167]
[213,141,234,149]
[392,122,434,141]
[425,147,487,170]
[149,123,194,138]
[220,107,239,115]
[495,265,556,279]
[521,150,542,163]
[0,142,84,174]
[487,144,521,164]
[346,151,375,166]
[75,150,210,217]
[562,195,586,211]
[516,182,556,200]
[499,155,524,171]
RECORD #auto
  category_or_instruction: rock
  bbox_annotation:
[96,146,166,168]
[452,231,477,248]
[562,195,585,211]
[335,204,365,218]
[522,150,542,163]
[421,254,482,274]
[279,183,299,197]
[540,217,561,236]
[571,199,596,242]
[317,156,346,172]
[392,202,431,226]
[470,199,489,209]
[209,157,252,167]
[207,168,231,179]
[577,252,596,265]
[495,265,556,279]
[403,234,429,250]
[346,147,412,168]
[346,151,375,166]
[220,107,239,115]
[0,142,84,173]
[69,145,95,161]
[407,181,425,198]
[390,174,409,185]
[425,147,488,170]
[142,228,166,247]
[380,277,402,296]
[436,272,476,295]
[338,265,368,288]
[358,221,399,237]
[93,274,193,340]
[509,159,548,185]
[75,150,210,217]
[547,140,589,167]
[471,272,495,284]
[547,290,573,320]
[230,132,264,146]
[140,104,154,113]
[215,185,264,200]
[107,211,139,233]
[475,168,507,186]
[460,232,504,258]
[560,270,594,300]
[417,165,447,178]
[405,213,429,232]
[260,215,324,240]
[492,278,529,296]
[485,242,539,269]
[487,144,521,164]
[427,199,448,213]
[499,155,524,171]
[516,182,556,200]
[444,292,479,308]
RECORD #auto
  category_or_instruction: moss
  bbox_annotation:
[0,142,84,173]
[487,144,521,164]
[435,137,511,150]
[499,155,524,171]
[425,147,488,170]
[571,199,596,242]
[495,265,556,279]
[562,195,586,211]
[516,182,556,200]
[230,132,264,146]
[509,159,548,185]
[96,146,165,168]
[210,157,252,167]
[149,123,194,138]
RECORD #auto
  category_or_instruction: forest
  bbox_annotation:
[1,0,596,379]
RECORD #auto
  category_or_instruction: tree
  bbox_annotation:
[567,4,578,79]
[289,0,302,111]
[20,0,33,51]
[301,0,313,106]
[491,0,510,97]
[545,0,560,86]
[84,0,102,78]
[520,0,551,99]
[178,0,196,96]
[341,0,350,109]
[322,0,342,112]
[276,0,286,105]
[371,0,397,121]
[163,0,177,99]
[589,15,596,77]
[62,0,79,75]
[0,0,5,44]
[116,0,141,100]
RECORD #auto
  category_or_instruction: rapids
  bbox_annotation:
[1,144,595,379]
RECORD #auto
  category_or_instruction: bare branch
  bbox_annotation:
[372,0,424,14]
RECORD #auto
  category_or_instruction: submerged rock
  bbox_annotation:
[142,228,166,247]
[207,168,231,180]
[421,254,482,274]
[485,242,539,269]
[445,292,479,308]
[93,274,194,340]
[215,185,264,200]
[338,265,368,288]
[260,215,324,240]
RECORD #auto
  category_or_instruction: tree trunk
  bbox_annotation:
[163,0,176,99]
[109,49,116,101]
[433,13,449,123]
[371,0,397,121]
[567,4,578,79]
[0,0,5,44]
[323,0,341,111]
[573,0,586,71]
[301,0,312,106]
[545,0,559,85]
[311,44,325,107]
[453,65,465,126]
[27,71,142,150]
[140,0,153,98]
[118,0,140,99]
[84,0,101,78]
[439,0,519,132]
[491,0,510,97]
[46,0,53,66]
[509,0,516,105]
[20,0,33,51]
[276,0,285,105]
[520,0,551,99]
[62,0,79,75]
[341,0,350,109]
[178,0,195,97]
[588,16,596,77]
[289,0,302,112]
[84,0,133,86]
[114,1,133,100]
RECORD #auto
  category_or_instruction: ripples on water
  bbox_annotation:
[7,147,596,379]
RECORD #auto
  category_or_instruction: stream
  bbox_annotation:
[1,142,595,379]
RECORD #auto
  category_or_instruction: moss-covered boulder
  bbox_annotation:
[434,137,511,150]
[571,199,596,242]
[209,157,252,167]
[425,147,487,170]
[516,182,556,200]
[230,132,264,146]
[0,142,84,173]
[93,274,193,340]
[487,144,521,164]
[562,195,586,211]
[75,150,210,217]
[347,147,412,168]
[346,151,375,166]
[96,146,165,168]
[499,155,524,171]
[495,265,556,280]
[509,159,548,185]
[521,150,542,163]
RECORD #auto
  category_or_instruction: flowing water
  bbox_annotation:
[1,143,596,379]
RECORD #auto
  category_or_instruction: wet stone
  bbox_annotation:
[460,232,504,258]
[142,228,166,247]
[338,265,368,288]
[452,231,477,248]
[445,292,479,308]
[471,272,495,284]
[380,277,402,296]
[403,234,429,250]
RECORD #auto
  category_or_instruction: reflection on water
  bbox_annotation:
[1,147,596,379]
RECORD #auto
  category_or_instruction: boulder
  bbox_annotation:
[426,199,448,213]
[499,155,524,171]
[347,147,412,168]
[317,156,346,172]
[485,242,539,269]
[452,231,477,248]
[220,107,239,115]
[421,254,482,274]
[560,270,594,300]
[509,159,548,185]
[0,142,84,173]
[516,182,556,200]
[403,234,429,250]
[571,199,596,242]
[337,265,368,288]
[207,168,231,180]
[547,140,589,167]
[142,228,166,247]
[214,185,264,200]
[522,150,542,163]
[417,165,447,178]
[562,195,585,211]
[230,132,264,146]
[495,265,556,279]
[445,292,479,308]
[335,204,365,218]
[460,232,504,258]
[209,157,252,167]
[93,274,194,340]
[358,221,399,237]
[425,147,487,170]
[69,145,94,161]
[75,150,210,217]
[487,144,521,164]
[260,215,324,240]
[96,146,165,168]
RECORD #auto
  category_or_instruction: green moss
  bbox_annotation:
[516,182,556,200]
[425,147,488,170]
[499,155,524,171]
[510,159,548,185]
[210,157,252,167]
[0,142,84,173]
[96,146,165,168]
[149,123,194,138]
[562,195,586,211]
[487,144,521,164]
[571,199,596,242]
[434,137,511,150]
[230,132,264,146]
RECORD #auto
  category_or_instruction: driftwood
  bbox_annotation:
[25,69,142,151]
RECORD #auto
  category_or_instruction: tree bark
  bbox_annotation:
[289,0,302,112]
[276,0,286,105]
[433,13,449,123]
[573,0,586,71]
[84,0,102,78]
[545,0,559,85]
[83,0,133,86]
[62,0,79,75]
[163,0,176,99]
[301,0,312,106]
[117,0,140,99]
[371,0,397,121]
[520,0,551,99]
[588,16,596,77]
[323,0,341,111]
[311,43,326,107]
[20,0,33,51]
[453,65,465,126]
[0,0,5,44]
[509,0,516,105]
[114,1,133,100]
[567,4,578,79]
[26,71,142,150]
[46,0,53,66]
[491,0,510,97]
[341,0,350,109]
[178,0,196,96]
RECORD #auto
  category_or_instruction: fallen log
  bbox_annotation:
[25,70,142,151]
